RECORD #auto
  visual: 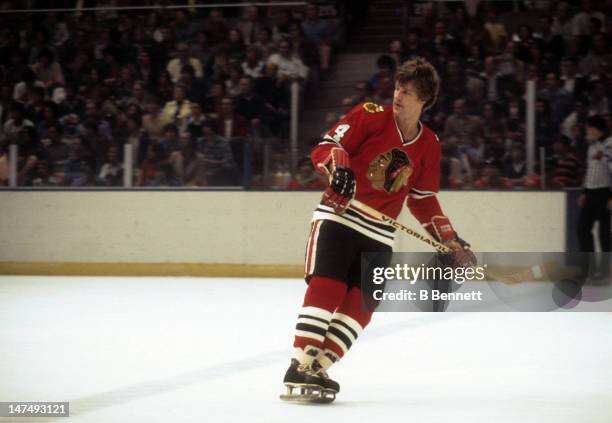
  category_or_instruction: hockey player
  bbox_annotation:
[281,57,475,403]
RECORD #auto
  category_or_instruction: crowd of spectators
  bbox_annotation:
[341,0,612,189]
[0,1,343,187]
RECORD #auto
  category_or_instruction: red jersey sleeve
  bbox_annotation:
[406,135,445,224]
[311,103,381,173]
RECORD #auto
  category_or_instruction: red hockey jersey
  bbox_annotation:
[311,102,443,247]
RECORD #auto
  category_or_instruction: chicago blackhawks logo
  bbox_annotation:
[362,102,384,113]
[367,148,413,193]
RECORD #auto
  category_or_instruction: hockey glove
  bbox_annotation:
[322,167,356,215]
[319,147,350,174]
[425,216,476,268]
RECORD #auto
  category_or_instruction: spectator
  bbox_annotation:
[31,159,62,186]
[497,41,525,82]
[134,49,158,88]
[0,139,9,185]
[534,16,565,60]
[182,102,207,139]
[161,84,192,124]
[538,72,573,130]
[369,55,395,96]
[159,123,181,155]
[483,8,508,52]
[12,68,46,104]
[41,122,70,173]
[97,145,123,186]
[216,97,249,140]
[388,40,406,68]
[535,98,554,148]
[503,144,527,181]
[272,9,294,41]
[472,158,504,189]
[551,1,574,42]
[548,136,582,187]
[142,96,172,140]
[137,144,168,186]
[255,63,290,135]
[30,49,65,89]
[64,142,96,186]
[3,103,35,143]
[169,131,207,186]
[431,20,457,55]
[241,46,266,79]
[341,80,373,110]
[561,98,589,139]
[78,101,112,141]
[266,40,308,82]
[482,102,507,139]
[204,8,229,47]
[404,29,425,61]
[579,33,612,75]
[588,81,610,117]
[301,3,330,45]
[237,6,265,45]
[203,82,226,118]
[227,28,246,63]
[199,122,238,186]
[478,56,504,102]
[235,76,267,129]
[253,26,277,59]
[79,120,110,169]
[288,156,326,189]
[0,84,15,127]
[444,98,484,146]
[439,58,466,113]
[225,64,245,98]
[571,0,605,37]
[301,3,333,72]
[288,22,319,70]
[166,42,203,83]
[560,57,588,98]
[35,100,58,138]
[112,66,136,106]
[15,126,42,186]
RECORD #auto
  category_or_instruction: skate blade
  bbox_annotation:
[280,385,335,404]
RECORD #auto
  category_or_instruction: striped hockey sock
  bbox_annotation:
[292,277,347,364]
[318,287,373,370]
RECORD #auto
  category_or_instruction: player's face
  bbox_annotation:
[393,81,425,118]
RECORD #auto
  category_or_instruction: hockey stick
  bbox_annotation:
[350,199,452,253]
[350,201,587,286]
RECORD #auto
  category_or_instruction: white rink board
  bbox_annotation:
[0,191,565,265]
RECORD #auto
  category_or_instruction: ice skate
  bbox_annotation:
[280,359,337,404]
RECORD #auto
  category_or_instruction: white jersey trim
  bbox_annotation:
[311,211,395,247]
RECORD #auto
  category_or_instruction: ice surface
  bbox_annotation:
[0,276,611,423]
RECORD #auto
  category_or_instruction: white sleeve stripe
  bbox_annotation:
[410,188,436,195]
[322,135,340,144]
[409,192,436,199]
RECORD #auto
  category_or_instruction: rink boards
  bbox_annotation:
[0,190,566,276]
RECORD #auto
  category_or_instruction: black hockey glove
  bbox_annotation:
[322,167,356,215]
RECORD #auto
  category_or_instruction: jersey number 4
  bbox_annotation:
[332,124,350,143]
